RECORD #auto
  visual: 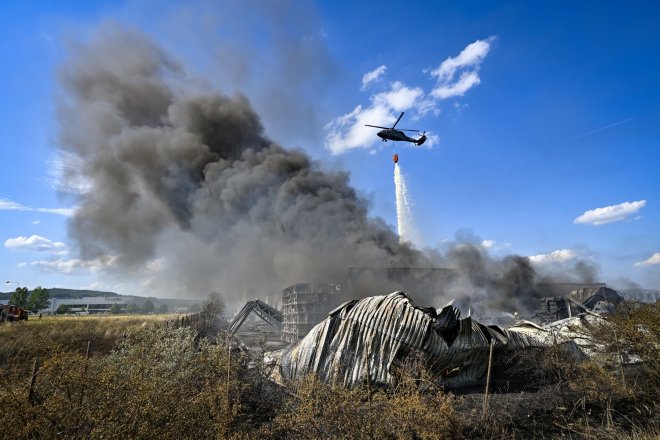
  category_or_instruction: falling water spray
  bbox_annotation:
[394,163,418,245]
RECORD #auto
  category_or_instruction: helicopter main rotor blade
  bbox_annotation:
[391,111,405,129]
[365,124,390,129]
[398,128,421,132]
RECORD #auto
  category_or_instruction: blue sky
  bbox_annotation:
[1,0,659,295]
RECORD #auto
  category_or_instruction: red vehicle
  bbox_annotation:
[0,304,28,322]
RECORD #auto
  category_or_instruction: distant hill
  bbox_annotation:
[0,288,201,307]
[0,288,119,300]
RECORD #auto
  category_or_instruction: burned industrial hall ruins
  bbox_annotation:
[224,260,630,395]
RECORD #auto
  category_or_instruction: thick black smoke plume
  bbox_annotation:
[57,26,427,303]
[57,26,598,313]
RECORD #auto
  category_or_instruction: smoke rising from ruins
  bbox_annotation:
[56,25,598,312]
[57,25,427,303]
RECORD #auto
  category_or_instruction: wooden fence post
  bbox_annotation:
[366,343,373,439]
[613,329,627,390]
[482,339,495,418]
[79,340,92,407]
[28,357,39,404]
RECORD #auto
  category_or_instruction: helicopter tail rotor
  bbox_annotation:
[416,131,427,146]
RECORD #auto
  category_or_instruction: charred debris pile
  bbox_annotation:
[269,291,587,392]
[229,283,627,393]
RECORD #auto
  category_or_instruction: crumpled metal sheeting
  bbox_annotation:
[512,314,604,358]
[328,295,448,386]
[431,319,494,383]
[427,317,545,389]
[278,292,449,387]
[275,291,576,389]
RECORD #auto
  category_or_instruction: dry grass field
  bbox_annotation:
[0,306,658,439]
[0,314,174,372]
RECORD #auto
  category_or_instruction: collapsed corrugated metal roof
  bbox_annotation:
[535,285,623,323]
[511,313,608,358]
[570,286,623,310]
[270,292,587,390]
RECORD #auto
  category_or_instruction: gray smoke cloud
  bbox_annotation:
[57,25,427,305]
[429,231,602,315]
[57,25,599,313]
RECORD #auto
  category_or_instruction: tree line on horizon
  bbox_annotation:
[8,286,50,313]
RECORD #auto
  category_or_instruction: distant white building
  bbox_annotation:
[44,296,127,315]
[623,291,660,303]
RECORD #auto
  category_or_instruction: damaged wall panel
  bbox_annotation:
[271,292,584,390]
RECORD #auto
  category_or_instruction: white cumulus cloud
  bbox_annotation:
[46,152,93,195]
[0,197,74,217]
[481,240,511,251]
[431,71,481,99]
[430,36,495,100]
[361,65,387,90]
[574,200,646,226]
[325,82,430,154]
[325,37,495,154]
[5,235,67,254]
[29,256,116,274]
[481,240,496,249]
[635,253,660,267]
[0,198,29,211]
[374,81,424,110]
[528,249,576,265]
[36,207,75,216]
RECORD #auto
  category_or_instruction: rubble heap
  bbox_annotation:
[270,292,593,390]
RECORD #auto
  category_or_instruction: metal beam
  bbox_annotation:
[228,300,282,336]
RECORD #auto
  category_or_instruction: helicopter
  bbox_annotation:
[365,111,427,160]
